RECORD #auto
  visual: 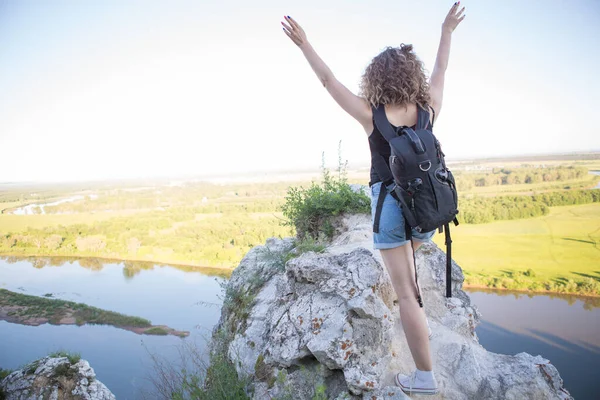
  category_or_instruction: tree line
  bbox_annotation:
[454,166,590,190]
[459,189,600,224]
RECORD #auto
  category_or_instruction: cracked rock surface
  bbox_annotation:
[212,213,573,400]
[0,356,115,400]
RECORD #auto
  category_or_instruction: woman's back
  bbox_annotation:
[366,103,433,136]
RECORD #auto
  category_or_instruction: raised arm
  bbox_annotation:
[429,2,466,121]
[282,16,371,130]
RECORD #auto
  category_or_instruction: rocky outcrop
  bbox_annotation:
[212,213,573,400]
[0,356,115,400]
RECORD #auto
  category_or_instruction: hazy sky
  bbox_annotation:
[1,0,599,182]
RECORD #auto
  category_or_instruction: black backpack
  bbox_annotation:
[371,104,459,307]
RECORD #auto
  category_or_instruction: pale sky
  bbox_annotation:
[1,0,599,183]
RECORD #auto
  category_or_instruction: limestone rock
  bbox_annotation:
[212,213,573,400]
[0,356,115,400]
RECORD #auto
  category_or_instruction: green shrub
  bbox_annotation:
[0,368,13,380]
[294,237,326,255]
[148,330,250,400]
[282,150,370,240]
[523,268,536,278]
[48,351,81,365]
[313,383,327,400]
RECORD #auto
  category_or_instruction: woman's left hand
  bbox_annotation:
[281,16,308,49]
[442,2,466,34]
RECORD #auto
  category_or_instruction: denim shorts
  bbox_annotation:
[370,181,435,249]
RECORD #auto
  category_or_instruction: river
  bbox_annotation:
[8,195,98,215]
[591,170,600,189]
[0,258,598,399]
[0,257,225,398]
[468,289,599,400]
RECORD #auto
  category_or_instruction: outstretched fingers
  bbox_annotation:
[281,15,307,47]
[448,2,459,16]
[443,2,466,32]
[281,20,292,34]
[281,22,299,46]
[286,16,301,30]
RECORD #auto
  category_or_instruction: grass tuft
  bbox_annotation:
[145,327,169,336]
[48,350,81,364]
[0,368,13,380]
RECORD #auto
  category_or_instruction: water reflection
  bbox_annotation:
[0,256,225,399]
[0,255,232,279]
[469,289,600,400]
[467,287,600,311]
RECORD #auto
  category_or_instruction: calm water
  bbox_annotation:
[467,289,600,400]
[591,170,600,189]
[0,257,226,399]
[1,258,598,399]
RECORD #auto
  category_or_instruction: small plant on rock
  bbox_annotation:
[282,144,370,241]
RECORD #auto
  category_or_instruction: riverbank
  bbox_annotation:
[0,289,189,337]
[2,246,599,298]
[463,284,600,303]
[0,253,234,277]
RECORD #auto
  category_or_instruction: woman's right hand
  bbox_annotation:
[281,16,308,49]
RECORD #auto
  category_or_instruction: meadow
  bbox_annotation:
[1,154,599,296]
[433,203,600,295]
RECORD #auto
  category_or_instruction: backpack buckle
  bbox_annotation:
[419,161,432,172]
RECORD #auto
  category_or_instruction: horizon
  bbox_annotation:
[1,0,599,183]
[1,150,599,186]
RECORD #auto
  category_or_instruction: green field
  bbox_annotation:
[0,210,148,231]
[433,203,600,294]
[1,157,599,296]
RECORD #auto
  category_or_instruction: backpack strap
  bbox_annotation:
[372,184,388,234]
[372,105,397,142]
[371,156,394,186]
[429,106,436,127]
[416,105,431,130]
[444,222,453,298]
[370,105,396,185]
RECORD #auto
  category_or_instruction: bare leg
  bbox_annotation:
[412,239,426,251]
[380,243,432,371]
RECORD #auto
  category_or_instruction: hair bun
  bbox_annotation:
[399,43,413,53]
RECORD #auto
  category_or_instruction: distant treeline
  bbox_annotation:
[3,182,292,215]
[0,206,291,267]
[466,269,600,298]
[460,189,600,224]
[455,166,589,190]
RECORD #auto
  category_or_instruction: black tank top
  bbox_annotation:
[368,122,416,186]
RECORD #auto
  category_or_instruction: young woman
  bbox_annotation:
[282,3,465,395]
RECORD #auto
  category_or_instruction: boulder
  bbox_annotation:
[212,213,573,400]
[0,356,115,400]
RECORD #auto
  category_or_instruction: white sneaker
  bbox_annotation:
[395,370,439,395]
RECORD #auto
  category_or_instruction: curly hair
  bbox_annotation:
[359,44,430,108]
